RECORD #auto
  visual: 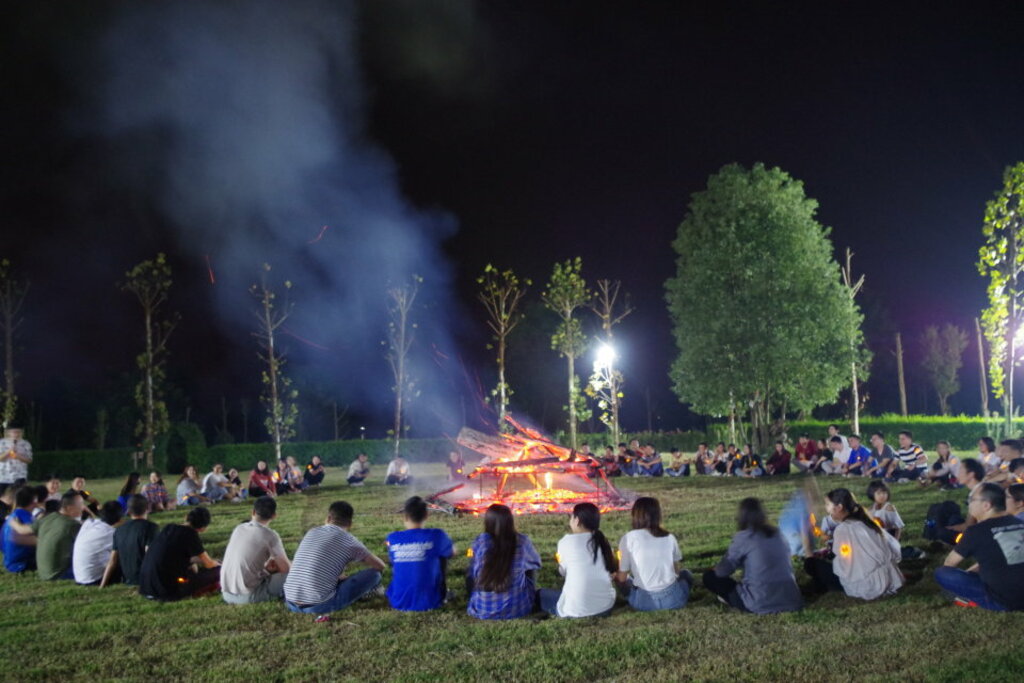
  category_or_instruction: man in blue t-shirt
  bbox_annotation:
[843,434,874,476]
[2,487,38,573]
[386,496,454,611]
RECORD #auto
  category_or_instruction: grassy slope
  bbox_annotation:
[2,466,1022,682]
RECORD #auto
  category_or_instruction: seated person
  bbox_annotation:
[863,433,896,478]
[226,468,246,498]
[33,491,85,580]
[283,501,386,614]
[739,445,764,478]
[139,506,221,600]
[2,486,38,573]
[176,465,210,506]
[664,447,690,477]
[636,444,664,477]
[618,443,638,477]
[843,434,872,476]
[1006,484,1024,522]
[286,456,308,491]
[248,461,276,498]
[304,456,325,487]
[201,464,231,502]
[765,441,792,476]
[726,444,744,476]
[222,496,291,604]
[539,503,617,618]
[446,451,467,481]
[923,441,960,488]
[601,446,621,477]
[101,494,158,587]
[347,453,370,486]
[116,472,142,513]
[891,431,928,481]
[982,440,1024,486]
[616,497,690,611]
[693,442,712,475]
[935,483,1024,611]
[73,501,123,585]
[978,436,1000,474]
[386,496,454,611]
[820,437,846,475]
[274,460,295,495]
[793,435,816,473]
[385,455,412,486]
[67,475,100,518]
[945,458,988,535]
[466,503,541,620]
[141,471,174,512]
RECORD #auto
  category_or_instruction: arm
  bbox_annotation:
[99,550,120,588]
[361,552,387,572]
[943,549,965,568]
[714,535,743,577]
[193,551,220,569]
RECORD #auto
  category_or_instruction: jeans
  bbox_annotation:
[639,463,664,477]
[286,569,381,614]
[620,461,637,477]
[204,486,227,502]
[933,567,1007,611]
[622,573,690,611]
[701,570,746,610]
[666,464,690,477]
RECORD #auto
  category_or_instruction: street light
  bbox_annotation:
[595,343,617,372]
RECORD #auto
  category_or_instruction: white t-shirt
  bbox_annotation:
[869,504,905,535]
[981,452,1001,473]
[202,472,228,494]
[617,528,682,592]
[386,460,410,477]
[221,520,287,595]
[72,518,116,584]
[555,533,615,617]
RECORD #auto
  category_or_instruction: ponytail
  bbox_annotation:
[574,503,618,573]
[826,488,882,535]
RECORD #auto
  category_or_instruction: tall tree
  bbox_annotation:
[920,324,969,415]
[586,279,634,445]
[0,259,28,429]
[666,163,863,450]
[251,263,298,462]
[385,276,420,455]
[840,249,871,433]
[895,332,909,417]
[542,258,591,449]
[477,265,529,431]
[120,254,178,466]
[978,161,1024,429]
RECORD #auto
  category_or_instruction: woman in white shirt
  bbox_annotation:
[538,503,617,618]
[616,497,692,611]
[803,488,903,600]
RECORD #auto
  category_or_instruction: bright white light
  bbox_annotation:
[595,343,617,371]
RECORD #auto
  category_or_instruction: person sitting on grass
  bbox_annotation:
[226,468,245,497]
[726,444,744,476]
[890,431,928,481]
[100,494,158,588]
[139,506,221,601]
[33,491,84,580]
[539,502,617,618]
[201,463,231,502]
[843,434,872,476]
[141,471,174,512]
[793,434,816,473]
[935,483,1024,611]
[2,486,37,573]
[286,457,308,492]
[808,438,831,474]
[466,503,542,620]
[347,453,370,486]
[765,441,792,476]
[637,444,664,477]
[274,459,295,495]
[819,437,846,475]
[618,442,638,477]
[978,436,1000,474]
[693,442,712,475]
[67,475,100,518]
[601,445,622,477]
[945,458,988,536]
[665,447,690,477]
[221,496,291,604]
[865,480,925,560]
[116,472,142,512]
[283,501,386,615]
[616,496,691,611]
[385,454,413,486]
[73,500,123,586]
[304,456,325,488]
[1005,484,1024,522]
[447,450,468,481]
[248,461,276,499]
[44,475,62,503]
[982,439,1024,486]
[735,444,763,478]
[861,433,895,479]
[803,488,903,600]
[386,496,454,612]
[1010,457,1024,483]
[922,441,960,488]
[703,497,802,613]
[176,465,210,507]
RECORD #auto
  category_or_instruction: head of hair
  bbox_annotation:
[826,488,881,534]
[799,433,810,439]
[1007,483,1024,505]
[120,472,141,498]
[478,504,519,592]
[936,440,952,457]
[186,506,211,529]
[327,501,355,527]
[128,494,149,517]
[717,441,726,448]
[44,499,60,514]
[60,491,81,510]
[255,461,269,474]
[698,442,708,448]
[177,466,195,484]
[100,500,124,526]
[1009,457,1024,474]
[979,436,996,453]
[736,497,776,537]
[572,502,617,573]
[403,496,428,523]
[253,496,277,521]
[849,434,861,442]
[961,457,986,483]
[871,431,884,440]
[999,439,1024,457]
[15,486,35,509]
[898,430,913,439]
[829,436,843,445]
[32,484,48,503]
[975,483,1007,512]
[631,497,669,537]
[828,424,840,431]
[866,480,890,503]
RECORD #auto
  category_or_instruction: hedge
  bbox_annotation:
[783,415,1024,452]
[564,431,708,453]
[199,438,458,472]
[28,447,143,480]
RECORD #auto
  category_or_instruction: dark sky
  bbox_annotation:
[3,1,1024,449]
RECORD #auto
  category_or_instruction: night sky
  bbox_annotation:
[3,1,1024,449]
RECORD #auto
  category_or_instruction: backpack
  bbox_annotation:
[923,500,964,544]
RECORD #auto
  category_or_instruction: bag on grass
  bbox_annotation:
[922,500,964,544]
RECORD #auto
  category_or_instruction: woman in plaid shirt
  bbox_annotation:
[467,504,541,620]
[140,471,174,512]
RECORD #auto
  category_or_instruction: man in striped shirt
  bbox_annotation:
[283,501,386,615]
[891,430,928,481]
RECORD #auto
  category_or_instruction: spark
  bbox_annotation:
[281,326,331,351]
[307,225,329,244]
[204,254,216,284]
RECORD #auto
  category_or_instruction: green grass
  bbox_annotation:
[2,466,1022,682]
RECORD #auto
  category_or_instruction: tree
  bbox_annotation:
[920,324,969,415]
[121,254,178,466]
[542,258,591,449]
[978,161,1024,430]
[666,163,863,450]
[840,249,872,433]
[586,279,633,445]
[250,263,298,462]
[477,265,529,431]
[385,276,421,456]
[0,259,28,429]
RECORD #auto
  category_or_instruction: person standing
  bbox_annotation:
[0,427,32,493]
[221,496,291,604]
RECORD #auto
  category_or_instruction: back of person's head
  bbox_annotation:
[404,496,428,523]
[975,483,1007,512]
[15,486,35,509]
[1000,439,1024,457]
[866,480,890,503]
[327,501,354,527]
[828,436,843,445]
[1007,483,1024,505]
[186,506,212,530]
[32,484,48,503]
[1010,457,1024,475]
[253,495,277,521]
[631,497,669,537]
[44,499,60,514]
[128,494,149,517]
[736,497,776,537]
[961,457,985,483]
[479,504,518,592]
[60,490,81,510]
[980,436,996,453]
[826,488,881,534]
[100,500,124,526]
[572,502,617,573]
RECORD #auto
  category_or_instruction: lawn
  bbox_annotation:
[2,466,1022,682]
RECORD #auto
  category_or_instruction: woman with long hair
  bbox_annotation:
[117,472,142,512]
[803,488,903,599]
[539,503,617,617]
[703,497,801,613]
[616,497,692,611]
[248,461,276,498]
[175,465,209,506]
[467,504,541,620]
[140,471,174,512]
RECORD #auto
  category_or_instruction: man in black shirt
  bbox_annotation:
[936,483,1024,611]
[139,507,220,601]
[100,494,158,587]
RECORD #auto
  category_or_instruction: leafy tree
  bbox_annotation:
[920,324,969,415]
[542,258,591,449]
[477,265,529,431]
[385,275,421,455]
[0,259,28,428]
[666,163,863,450]
[586,279,633,445]
[121,254,178,466]
[978,161,1024,430]
[251,263,298,462]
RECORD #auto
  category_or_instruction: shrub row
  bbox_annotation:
[784,415,1024,452]
[565,431,708,453]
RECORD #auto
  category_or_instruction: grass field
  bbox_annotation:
[2,465,1022,682]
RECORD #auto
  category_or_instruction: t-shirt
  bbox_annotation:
[0,437,32,484]
[870,504,905,536]
[386,460,410,478]
[874,444,896,463]
[555,533,616,617]
[832,520,903,600]
[2,508,35,572]
[896,443,926,470]
[847,446,873,467]
[113,518,159,585]
[72,518,116,584]
[954,515,1024,610]
[32,513,81,580]
[618,529,681,592]
[176,478,200,503]
[386,527,454,611]
[138,525,205,600]
[347,460,369,479]
[221,520,287,595]
[284,525,370,606]
[202,472,228,495]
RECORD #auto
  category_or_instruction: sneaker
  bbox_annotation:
[716,595,730,607]
[953,597,978,608]
[360,584,386,601]
[315,614,331,623]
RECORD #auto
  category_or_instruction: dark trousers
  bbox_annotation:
[304,471,325,486]
[701,570,746,610]
[803,557,843,593]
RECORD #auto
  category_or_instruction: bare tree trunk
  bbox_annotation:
[896,332,908,417]
[264,302,283,462]
[728,392,737,445]
[567,354,577,449]
[976,317,989,417]
[144,308,155,467]
[497,335,507,427]
[850,360,860,434]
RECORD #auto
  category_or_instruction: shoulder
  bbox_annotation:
[884,503,897,512]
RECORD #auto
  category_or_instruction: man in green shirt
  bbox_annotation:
[32,491,84,580]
